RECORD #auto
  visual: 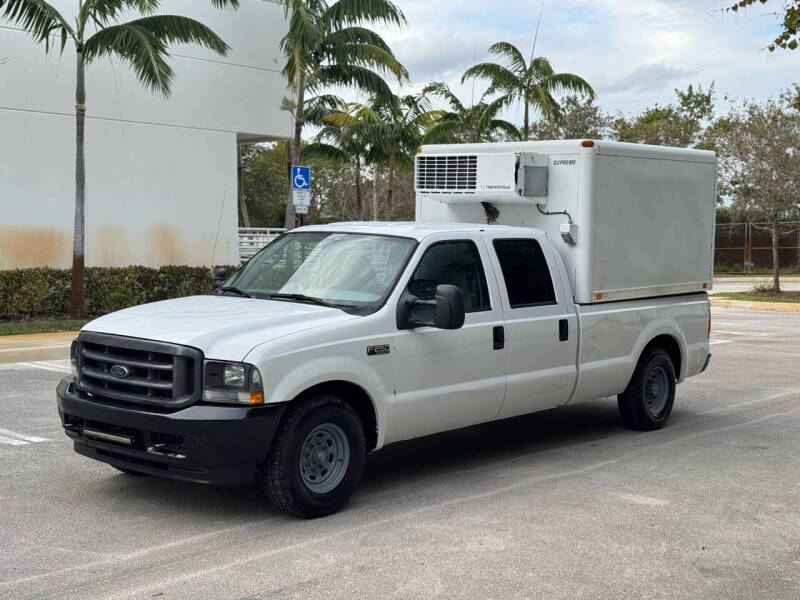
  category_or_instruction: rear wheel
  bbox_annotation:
[618,347,676,430]
[261,395,365,518]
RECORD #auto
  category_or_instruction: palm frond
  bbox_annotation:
[542,72,596,100]
[81,0,160,24]
[462,62,520,96]
[423,81,465,113]
[128,15,230,56]
[301,142,349,163]
[314,64,393,99]
[326,42,407,80]
[83,22,173,95]
[0,0,74,50]
[323,0,407,29]
[325,26,393,52]
[487,41,527,74]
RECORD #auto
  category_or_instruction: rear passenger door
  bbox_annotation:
[485,234,578,418]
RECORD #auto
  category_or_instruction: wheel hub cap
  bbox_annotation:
[299,423,350,494]
[644,366,669,417]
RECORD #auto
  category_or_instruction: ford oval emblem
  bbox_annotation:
[109,364,131,379]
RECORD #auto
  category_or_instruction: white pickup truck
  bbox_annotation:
[58,140,715,518]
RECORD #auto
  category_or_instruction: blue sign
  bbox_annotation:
[292,165,310,190]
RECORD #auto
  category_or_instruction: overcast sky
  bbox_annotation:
[375,0,800,122]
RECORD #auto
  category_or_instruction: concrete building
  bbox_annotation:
[0,0,291,269]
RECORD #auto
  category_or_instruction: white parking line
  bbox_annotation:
[0,344,71,353]
[0,428,49,444]
[0,435,28,446]
[710,339,733,346]
[25,361,71,374]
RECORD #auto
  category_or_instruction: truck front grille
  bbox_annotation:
[415,154,477,192]
[76,332,202,408]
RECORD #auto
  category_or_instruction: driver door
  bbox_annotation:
[391,236,507,441]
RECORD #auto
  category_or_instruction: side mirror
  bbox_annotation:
[396,284,465,330]
[432,284,465,330]
[212,267,227,291]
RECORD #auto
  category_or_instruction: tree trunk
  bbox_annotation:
[283,72,306,230]
[237,145,250,228]
[386,163,395,220]
[69,50,87,318]
[371,166,379,221]
[523,101,529,141]
[355,156,363,220]
[771,214,781,293]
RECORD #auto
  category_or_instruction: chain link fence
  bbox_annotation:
[715,222,800,274]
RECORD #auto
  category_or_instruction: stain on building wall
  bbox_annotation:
[0,226,72,268]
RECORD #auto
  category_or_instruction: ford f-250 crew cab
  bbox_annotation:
[57,140,715,518]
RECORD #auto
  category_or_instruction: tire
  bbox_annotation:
[618,347,676,431]
[261,395,365,518]
[111,465,145,476]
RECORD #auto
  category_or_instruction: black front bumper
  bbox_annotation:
[57,377,286,485]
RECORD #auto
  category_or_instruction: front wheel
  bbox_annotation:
[261,395,365,518]
[618,348,676,431]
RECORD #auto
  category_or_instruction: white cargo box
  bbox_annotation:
[415,140,717,304]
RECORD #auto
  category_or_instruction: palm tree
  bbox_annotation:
[462,42,595,140]
[0,0,238,317]
[422,82,521,144]
[277,0,408,230]
[303,101,381,219]
[367,91,441,218]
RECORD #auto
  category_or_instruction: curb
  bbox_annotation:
[0,331,76,364]
[710,297,800,313]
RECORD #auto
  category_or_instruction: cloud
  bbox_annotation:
[601,63,699,94]
[372,0,800,120]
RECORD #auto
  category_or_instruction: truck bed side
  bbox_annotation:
[569,293,710,405]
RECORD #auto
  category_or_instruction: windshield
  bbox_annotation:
[224,232,416,307]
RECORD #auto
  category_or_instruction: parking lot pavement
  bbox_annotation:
[1,308,799,600]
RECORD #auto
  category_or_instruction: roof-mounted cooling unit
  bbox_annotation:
[415,152,549,205]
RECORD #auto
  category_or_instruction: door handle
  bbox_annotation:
[493,326,505,350]
[559,319,568,342]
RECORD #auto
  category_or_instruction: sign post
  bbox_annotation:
[291,165,311,223]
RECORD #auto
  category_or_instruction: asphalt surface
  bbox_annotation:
[1,307,799,600]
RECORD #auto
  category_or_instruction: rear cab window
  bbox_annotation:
[492,238,557,308]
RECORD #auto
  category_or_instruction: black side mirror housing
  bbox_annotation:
[432,284,465,329]
[212,267,227,291]
[396,284,465,330]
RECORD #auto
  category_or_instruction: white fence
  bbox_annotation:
[238,227,285,263]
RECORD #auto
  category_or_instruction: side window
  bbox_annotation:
[407,240,491,313]
[493,238,557,308]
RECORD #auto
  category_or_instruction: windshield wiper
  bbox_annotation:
[265,293,335,307]
[218,286,254,298]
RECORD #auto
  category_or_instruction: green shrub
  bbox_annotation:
[0,265,236,320]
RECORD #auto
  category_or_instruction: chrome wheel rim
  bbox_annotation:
[299,423,350,494]
[644,366,669,417]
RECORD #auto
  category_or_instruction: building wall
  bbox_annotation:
[0,0,292,269]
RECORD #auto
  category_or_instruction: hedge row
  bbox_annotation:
[0,266,236,320]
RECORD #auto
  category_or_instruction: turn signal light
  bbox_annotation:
[249,392,264,405]
[581,140,595,148]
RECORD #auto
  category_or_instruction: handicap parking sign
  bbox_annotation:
[292,165,310,190]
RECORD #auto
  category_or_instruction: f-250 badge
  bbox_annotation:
[367,344,390,356]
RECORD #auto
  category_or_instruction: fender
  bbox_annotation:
[628,318,687,382]
[260,355,391,450]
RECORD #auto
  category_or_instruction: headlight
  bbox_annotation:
[203,361,264,405]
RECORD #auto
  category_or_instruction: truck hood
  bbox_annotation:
[82,295,358,361]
